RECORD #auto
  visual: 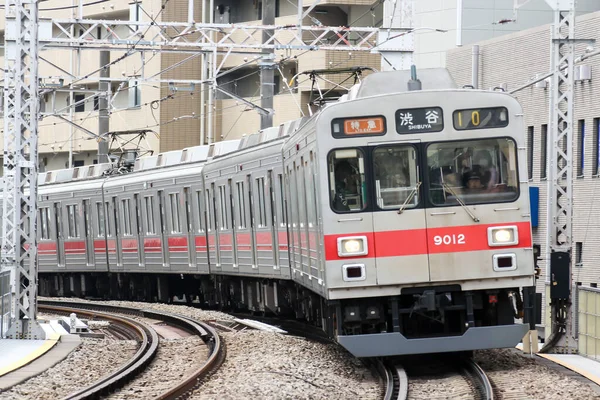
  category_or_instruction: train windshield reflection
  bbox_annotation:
[427,138,519,206]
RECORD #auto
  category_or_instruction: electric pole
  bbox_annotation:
[260,0,276,129]
[2,0,46,340]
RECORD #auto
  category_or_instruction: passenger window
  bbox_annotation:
[328,149,367,213]
[66,204,80,238]
[373,145,420,210]
[96,202,105,236]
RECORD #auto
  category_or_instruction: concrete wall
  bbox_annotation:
[414,0,600,68]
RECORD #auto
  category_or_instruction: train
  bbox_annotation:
[8,68,537,357]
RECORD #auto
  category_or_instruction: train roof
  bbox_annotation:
[346,68,457,100]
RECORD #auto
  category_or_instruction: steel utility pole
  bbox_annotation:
[98,50,110,164]
[2,0,46,339]
[543,0,577,354]
[260,0,276,129]
[379,0,414,71]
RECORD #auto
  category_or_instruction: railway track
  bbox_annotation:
[39,300,223,400]
[380,355,494,400]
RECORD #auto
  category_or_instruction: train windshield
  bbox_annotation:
[373,145,419,210]
[427,138,519,206]
[328,149,367,212]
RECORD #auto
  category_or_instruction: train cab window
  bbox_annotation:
[66,204,80,238]
[373,145,419,210]
[427,138,519,206]
[328,149,367,213]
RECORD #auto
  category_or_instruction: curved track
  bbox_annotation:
[379,360,409,400]
[40,303,158,400]
[463,358,494,400]
[39,300,223,400]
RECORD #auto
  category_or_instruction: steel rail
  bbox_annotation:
[377,360,408,400]
[39,304,159,400]
[463,359,494,400]
[39,300,223,400]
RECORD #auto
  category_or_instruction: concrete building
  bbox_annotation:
[446,10,600,336]
[413,0,600,68]
[2,0,600,172]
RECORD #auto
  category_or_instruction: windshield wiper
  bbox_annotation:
[398,182,421,215]
[441,182,480,222]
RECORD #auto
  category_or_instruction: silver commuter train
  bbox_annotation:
[29,69,536,357]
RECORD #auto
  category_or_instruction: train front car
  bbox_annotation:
[317,70,535,357]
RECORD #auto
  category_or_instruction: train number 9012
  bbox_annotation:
[433,234,466,246]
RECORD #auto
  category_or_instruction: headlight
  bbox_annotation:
[337,236,368,257]
[488,226,518,246]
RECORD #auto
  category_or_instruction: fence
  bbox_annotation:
[0,270,11,338]
[578,286,600,360]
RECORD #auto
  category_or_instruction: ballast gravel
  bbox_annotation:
[108,336,207,400]
[28,298,381,399]
[191,330,380,400]
[0,338,138,400]
[474,349,600,400]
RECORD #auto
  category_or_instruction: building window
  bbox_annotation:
[578,120,585,177]
[73,160,84,167]
[74,94,85,112]
[128,80,141,108]
[541,124,547,179]
[575,242,583,267]
[594,118,600,176]
[527,126,534,180]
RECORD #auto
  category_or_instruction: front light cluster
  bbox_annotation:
[488,226,519,246]
[337,236,368,257]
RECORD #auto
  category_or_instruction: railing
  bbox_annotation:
[577,286,600,360]
[0,270,10,338]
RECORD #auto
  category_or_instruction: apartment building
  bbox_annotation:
[2,0,600,172]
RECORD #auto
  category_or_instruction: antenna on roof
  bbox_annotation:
[407,65,422,91]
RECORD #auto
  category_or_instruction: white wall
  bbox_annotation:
[414,0,600,68]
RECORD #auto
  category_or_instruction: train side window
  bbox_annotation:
[256,177,267,227]
[205,188,213,232]
[169,192,181,233]
[328,148,367,213]
[183,188,193,233]
[66,204,80,238]
[218,185,228,230]
[134,194,142,235]
[96,202,105,236]
[144,196,155,234]
[236,181,246,229]
[195,190,205,233]
[121,198,132,236]
[277,173,286,226]
[112,198,120,237]
[39,207,51,240]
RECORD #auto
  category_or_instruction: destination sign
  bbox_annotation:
[453,107,509,130]
[395,107,444,134]
[332,116,386,138]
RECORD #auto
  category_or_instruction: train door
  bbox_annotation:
[53,202,65,267]
[207,183,220,270]
[267,170,278,270]
[369,142,430,284]
[82,199,94,267]
[227,179,238,269]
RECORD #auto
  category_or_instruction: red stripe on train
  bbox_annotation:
[324,222,532,261]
